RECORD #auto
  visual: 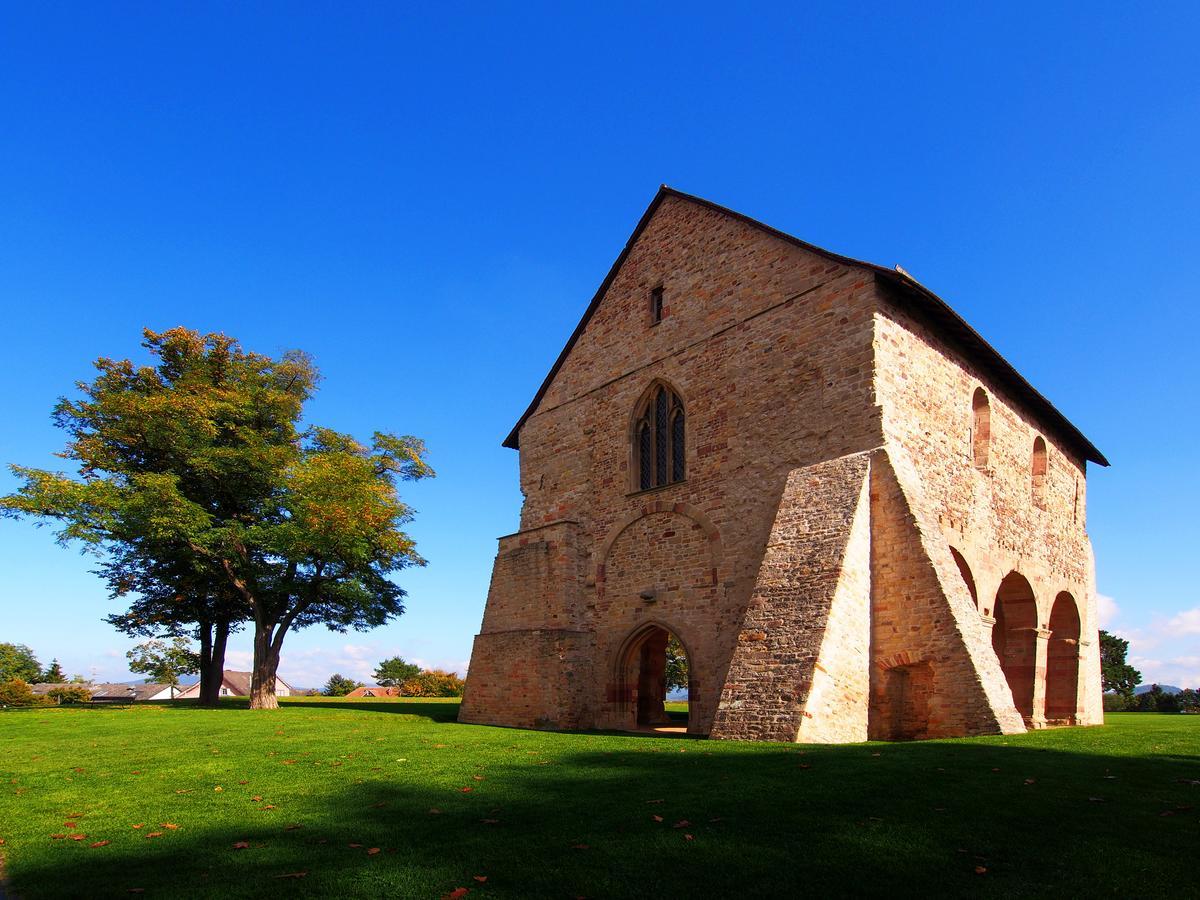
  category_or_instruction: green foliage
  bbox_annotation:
[126,637,199,689]
[323,673,363,696]
[665,635,689,692]
[374,656,421,686]
[397,669,465,697]
[41,659,66,682]
[1102,691,1130,712]
[1,327,433,708]
[1099,630,1141,699]
[1177,688,1200,713]
[0,679,47,707]
[47,684,93,705]
[0,643,42,683]
[0,706,1197,898]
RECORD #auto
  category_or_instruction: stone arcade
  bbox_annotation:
[460,187,1107,742]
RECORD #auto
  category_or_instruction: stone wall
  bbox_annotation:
[462,190,1103,740]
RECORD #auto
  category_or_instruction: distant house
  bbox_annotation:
[175,670,294,699]
[29,682,176,702]
[91,682,176,702]
[345,685,404,698]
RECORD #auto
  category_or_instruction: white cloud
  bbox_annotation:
[1166,607,1200,635]
[1096,593,1119,627]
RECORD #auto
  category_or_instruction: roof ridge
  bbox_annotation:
[503,186,1107,466]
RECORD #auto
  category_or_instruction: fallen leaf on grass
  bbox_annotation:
[349,843,363,848]
[652,815,663,823]
[473,876,488,883]
[684,834,694,841]
[160,823,179,830]
[175,789,192,795]
[472,775,484,781]
[480,818,499,825]
[65,822,77,829]
[131,824,144,829]
[975,866,988,875]
[69,834,88,841]
[1088,797,1105,803]
[442,889,469,899]
[252,796,263,802]
[282,760,296,765]
[275,872,306,879]
[459,787,474,793]
[1023,779,1036,785]
[367,848,380,856]
[145,832,164,839]
[214,786,224,792]
[284,824,304,831]
[232,841,251,850]
[50,834,67,840]
[428,808,442,815]
[238,780,249,785]
[260,805,277,811]
[66,812,84,819]
[672,820,690,829]
[645,799,664,805]
[90,840,110,848]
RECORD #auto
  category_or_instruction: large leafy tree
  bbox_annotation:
[0,643,42,683]
[1099,630,1141,699]
[1,327,433,709]
[374,656,420,686]
[665,636,689,693]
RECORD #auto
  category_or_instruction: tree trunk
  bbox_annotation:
[249,625,280,710]
[202,620,230,705]
[197,620,213,703]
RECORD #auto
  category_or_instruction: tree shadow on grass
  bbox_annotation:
[7,732,1199,899]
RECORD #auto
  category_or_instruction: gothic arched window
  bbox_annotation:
[635,385,685,490]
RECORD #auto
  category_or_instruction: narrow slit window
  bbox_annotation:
[971,388,991,468]
[650,286,664,325]
[1031,437,1048,505]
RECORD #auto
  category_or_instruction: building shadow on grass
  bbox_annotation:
[8,732,1199,899]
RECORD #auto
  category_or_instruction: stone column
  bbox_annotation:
[1030,627,1052,728]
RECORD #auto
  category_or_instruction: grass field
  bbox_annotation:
[1,701,1196,898]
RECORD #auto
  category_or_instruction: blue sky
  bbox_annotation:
[1,3,1197,688]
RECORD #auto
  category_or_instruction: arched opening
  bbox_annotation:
[1031,437,1048,505]
[972,388,991,468]
[633,383,685,491]
[949,547,979,608]
[992,572,1039,720]
[613,623,692,733]
[1045,592,1081,724]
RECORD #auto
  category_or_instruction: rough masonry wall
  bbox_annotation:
[873,286,1101,725]
[468,194,884,733]
[711,453,872,742]
[869,450,1026,738]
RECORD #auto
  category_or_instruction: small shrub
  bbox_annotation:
[1103,692,1130,712]
[398,669,465,697]
[48,684,93,705]
[0,679,49,707]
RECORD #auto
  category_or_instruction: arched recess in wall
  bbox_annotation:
[594,501,722,589]
[972,388,991,468]
[610,620,697,733]
[949,546,979,609]
[1045,592,1081,724]
[630,380,686,492]
[992,572,1038,720]
[1031,437,1048,506]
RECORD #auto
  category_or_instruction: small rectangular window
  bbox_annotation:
[650,286,664,325]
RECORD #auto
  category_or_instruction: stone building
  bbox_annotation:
[460,187,1107,742]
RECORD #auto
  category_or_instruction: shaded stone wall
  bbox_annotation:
[872,289,1102,726]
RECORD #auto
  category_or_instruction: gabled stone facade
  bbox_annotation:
[460,188,1106,742]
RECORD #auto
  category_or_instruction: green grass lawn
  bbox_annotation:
[1,702,1196,898]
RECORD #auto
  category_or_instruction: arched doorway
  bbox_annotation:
[992,572,1039,720]
[1045,592,1081,724]
[613,623,692,733]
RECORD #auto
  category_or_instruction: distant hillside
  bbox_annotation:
[1134,684,1182,695]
